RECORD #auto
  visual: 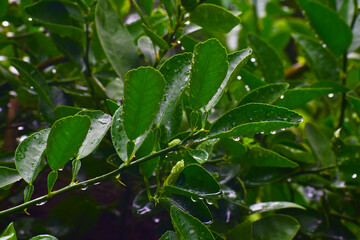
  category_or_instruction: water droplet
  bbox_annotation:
[81,187,88,191]
[190,197,197,202]
[36,201,47,206]
[352,173,357,179]
[59,168,64,171]
[250,58,256,63]
[17,126,24,131]
[328,93,334,98]
[237,76,242,80]
[52,68,57,74]
[2,21,9,27]
[185,21,190,25]
[189,229,195,234]
[280,95,284,99]
[344,118,349,122]
[270,131,276,135]
[94,182,100,185]
[137,206,151,215]
[322,44,327,48]
[206,199,214,205]
[28,17,32,22]
[153,218,160,223]
[30,86,34,90]
[245,85,250,91]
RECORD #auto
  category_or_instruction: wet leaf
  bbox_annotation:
[0,222,17,240]
[238,83,289,106]
[0,167,22,188]
[250,201,305,213]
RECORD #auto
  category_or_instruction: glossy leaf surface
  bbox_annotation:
[189,39,228,110]
[238,83,289,106]
[96,0,139,78]
[190,4,239,33]
[0,222,16,240]
[29,235,59,240]
[0,167,22,188]
[123,67,165,140]
[142,24,169,50]
[208,104,302,139]
[226,221,252,240]
[47,116,91,171]
[250,201,305,213]
[15,129,50,184]
[159,231,177,240]
[170,207,215,240]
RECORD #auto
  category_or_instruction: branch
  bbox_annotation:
[36,56,68,71]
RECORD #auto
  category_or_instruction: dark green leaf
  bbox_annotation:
[0,222,16,240]
[106,99,120,115]
[208,103,302,139]
[159,231,177,240]
[10,59,53,107]
[252,214,300,240]
[0,167,22,188]
[170,207,215,240]
[238,83,289,106]
[76,110,112,160]
[298,0,352,56]
[51,34,84,69]
[293,34,340,82]
[205,48,252,111]
[15,129,50,184]
[54,105,82,120]
[190,4,239,33]
[29,235,59,240]
[189,39,228,110]
[96,0,139,78]
[47,115,91,171]
[248,34,284,83]
[47,170,58,193]
[250,201,305,213]
[349,14,360,52]
[271,144,315,164]
[138,0,154,15]
[142,24,169,50]
[347,92,360,115]
[123,67,165,140]
[226,220,252,240]
[189,149,208,164]
[156,52,192,126]
[138,131,160,178]
[0,0,8,19]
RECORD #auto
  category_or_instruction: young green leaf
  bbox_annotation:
[76,110,112,160]
[205,48,252,111]
[238,83,289,106]
[123,67,165,140]
[248,34,284,83]
[156,52,192,126]
[0,167,22,188]
[208,103,302,139]
[10,59,53,107]
[29,235,59,240]
[15,129,50,184]
[252,215,300,240]
[298,0,352,56]
[0,222,16,240]
[47,170,58,194]
[47,115,91,171]
[293,34,340,82]
[250,201,305,213]
[96,0,139,78]
[189,39,228,110]
[170,206,215,240]
[190,4,240,33]
[142,24,169,50]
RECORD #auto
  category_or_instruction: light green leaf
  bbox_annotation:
[293,34,340,82]
[10,59,53,107]
[156,52,192,126]
[0,167,22,188]
[337,0,354,26]
[123,67,165,140]
[190,4,239,33]
[250,202,305,213]
[189,39,228,110]
[138,36,157,65]
[142,24,169,50]
[54,105,82,120]
[349,14,360,52]
[170,207,215,240]
[275,88,333,109]
[0,222,17,240]
[15,129,50,184]
[29,235,59,240]
[47,116,91,171]
[238,83,289,106]
[208,103,302,139]
[298,0,352,56]
[205,48,252,111]
[159,231,177,240]
[248,34,284,83]
[252,215,300,240]
[76,110,112,160]
[237,147,298,168]
[96,0,139,78]
[138,0,154,15]
[189,149,208,164]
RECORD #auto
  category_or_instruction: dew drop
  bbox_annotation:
[190,196,197,202]
[328,93,334,98]
[36,201,47,206]
[352,173,357,179]
[81,187,88,191]
[250,57,256,62]
[280,95,284,99]
[237,76,242,80]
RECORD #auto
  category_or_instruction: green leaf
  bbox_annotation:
[29,235,59,240]
[238,83,289,106]
[160,231,177,240]
[138,36,157,65]
[76,110,112,160]
[205,48,252,111]
[208,103,303,139]
[15,129,50,184]
[298,0,352,56]
[0,167,22,188]
[181,0,198,11]
[337,0,354,26]
[250,201,305,213]
[190,4,239,33]
[347,92,360,115]
[293,34,340,82]
[170,207,215,240]
[349,15,360,52]
[106,99,120,115]
[96,0,139,78]
[156,52,192,126]
[111,106,148,161]
[123,67,165,140]
[275,88,333,109]
[226,220,252,240]
[47,116,91,171]
[252,215,300,240]
[0,222,17,240]
[164,160,185,187]
[189,149,208,164]
[137,131,159,178]
[47,170,58,194]
[51,34,84,69]
[248,34,284,83]
[54,105,82,120]
[305,123,336,167]
[138,0,154,15]
[10,59,53,107]
[165,164,221,199]
[142,24,169,50]
[189,39,228,110]
[238,147,298,168]
[25,1,83,40]
[0,0,8,19]
[271,144,315,164]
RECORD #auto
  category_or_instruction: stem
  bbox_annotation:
[36,56,68,71]
[0,144,179,216]
[131,0,150,27]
